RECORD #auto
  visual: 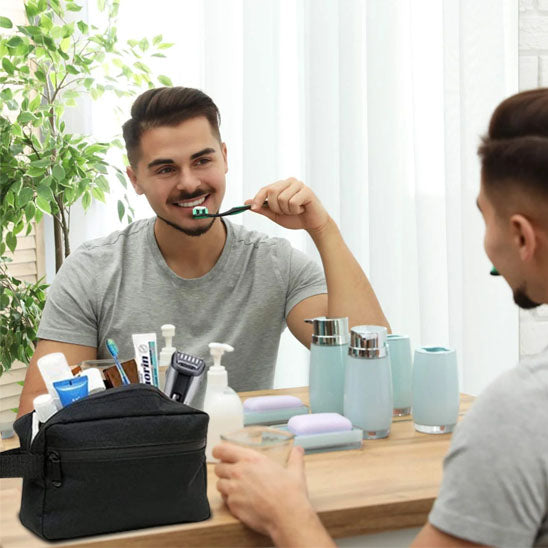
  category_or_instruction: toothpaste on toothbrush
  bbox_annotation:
[132,333,159,387]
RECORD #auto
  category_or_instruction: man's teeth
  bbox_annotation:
[175,195,207,207]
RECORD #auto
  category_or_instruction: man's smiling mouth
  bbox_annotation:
[173,194,208,208]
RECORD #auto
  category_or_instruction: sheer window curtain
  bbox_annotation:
[56,0,518,393]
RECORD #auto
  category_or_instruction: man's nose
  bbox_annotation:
[175,167,200,192]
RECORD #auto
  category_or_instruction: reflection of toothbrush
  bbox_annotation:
[193,200,268,219]
[106,339,130,385]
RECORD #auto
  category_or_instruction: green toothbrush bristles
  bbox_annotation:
[192,206,209,218]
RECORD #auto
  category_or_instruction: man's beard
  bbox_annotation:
[513,284,541,309]
[157,215,216,237]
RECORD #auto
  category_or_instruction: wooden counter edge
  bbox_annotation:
[61,498,434,547]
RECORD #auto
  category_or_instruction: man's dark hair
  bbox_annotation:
[478,88,548,206]
[122,86,221,167]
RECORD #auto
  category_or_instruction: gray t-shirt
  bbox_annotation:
[429,347,548,547]
[37,217,326,405]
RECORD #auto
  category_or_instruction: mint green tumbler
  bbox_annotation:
[387,334,412,416]
[412,347,459,434]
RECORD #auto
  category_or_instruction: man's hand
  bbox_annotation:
[247,178,331,234]
[213,442,334,546]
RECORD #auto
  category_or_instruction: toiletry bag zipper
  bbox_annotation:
[46,440,205,487]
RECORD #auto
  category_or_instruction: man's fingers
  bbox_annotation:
[287,445,307,482]
[216,478,233,496]
[212,441,256,463]
[277,181,304,214]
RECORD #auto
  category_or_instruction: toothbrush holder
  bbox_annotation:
[412,346,459,434]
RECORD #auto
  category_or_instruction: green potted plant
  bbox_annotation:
[0,0,172,395]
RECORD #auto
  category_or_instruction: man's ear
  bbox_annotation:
[221,142,228,174]
[510,214,537,262]
[126,166,144,195]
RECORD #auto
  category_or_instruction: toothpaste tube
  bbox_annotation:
[132,333,157,386]
[148,340,159,388]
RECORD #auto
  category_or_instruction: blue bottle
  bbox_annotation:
[344,325,393,439]
[306,317,349,415]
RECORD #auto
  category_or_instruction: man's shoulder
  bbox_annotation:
[57,218,152,277]
[80,218,152,252]
[459,348,548,440]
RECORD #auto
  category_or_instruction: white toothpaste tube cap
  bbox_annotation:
[81,368,106,394]
[33,394,58,423]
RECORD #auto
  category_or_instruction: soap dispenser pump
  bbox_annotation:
[203,342,243,462]
[159,324,176,390]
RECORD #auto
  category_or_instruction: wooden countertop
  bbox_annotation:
[0,388,475,547]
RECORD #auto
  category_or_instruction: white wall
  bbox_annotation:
[518,0,548,357]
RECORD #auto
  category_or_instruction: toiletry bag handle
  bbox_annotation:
[0,447,43,478]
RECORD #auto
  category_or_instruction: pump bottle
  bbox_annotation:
[203,342,243,462]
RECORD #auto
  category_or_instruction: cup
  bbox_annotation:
[387,334,412,416]
[412,346,459,434]
[221,426,295,466]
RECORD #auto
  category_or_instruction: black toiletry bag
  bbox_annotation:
[0,384,210,541]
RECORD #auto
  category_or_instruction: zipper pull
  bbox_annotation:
[47,451,62,487]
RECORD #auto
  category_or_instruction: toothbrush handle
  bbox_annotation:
[114,356,130,385]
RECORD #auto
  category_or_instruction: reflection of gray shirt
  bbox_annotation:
[429,348,548,547]
[37,217,326,405]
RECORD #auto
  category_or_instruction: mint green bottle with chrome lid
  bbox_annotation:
[306,317,349,415]
[344,325,393,439]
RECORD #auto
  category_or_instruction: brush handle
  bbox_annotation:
[199,201,268,219]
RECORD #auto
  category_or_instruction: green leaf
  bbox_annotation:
[66,2,83,11]
[77,21,88,34]
[152,34,163,46]
[17,187,35,206]
[52,164,65,182]
[158,75,172,86]
[81,191,91,209]
[35,69,46,82]
[6,232,17,252]
[1,58,15,75]
[7,36,23,47]
[60,37,71,52]
[0,16,13,28]
[117,199,125,221]
[66,64,79,75]
[35,196,51,214]
[37,184,54,203]
[25,202,36,221]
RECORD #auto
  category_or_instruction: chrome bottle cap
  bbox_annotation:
[304,317,349,346]
[348,325,388,358]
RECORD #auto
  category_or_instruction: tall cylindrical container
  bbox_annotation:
[387,334,412,416]
[344,325,393,439]
[307,317,349,414]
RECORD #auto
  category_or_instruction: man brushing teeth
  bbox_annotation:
[18,86,389,415]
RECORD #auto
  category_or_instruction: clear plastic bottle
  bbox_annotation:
[203,342,244,462]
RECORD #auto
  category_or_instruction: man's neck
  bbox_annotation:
[153,217,227,279]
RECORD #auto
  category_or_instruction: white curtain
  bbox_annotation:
[61,0,519,394]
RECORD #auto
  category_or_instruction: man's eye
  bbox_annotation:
[157,166,175,175]
[195,158,211,166]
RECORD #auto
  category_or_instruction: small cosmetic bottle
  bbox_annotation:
[344,325,393,439]
[306,317,349,414]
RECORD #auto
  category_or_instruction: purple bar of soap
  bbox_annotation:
[243,395,303,412]
[288,413,352,435]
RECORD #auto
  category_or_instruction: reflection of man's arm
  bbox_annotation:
[17,340,96,418]
[249,179,389,343]
[304,217,389,331]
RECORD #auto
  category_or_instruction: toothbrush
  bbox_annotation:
[106,339,131,385]
[193,200,268,219]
